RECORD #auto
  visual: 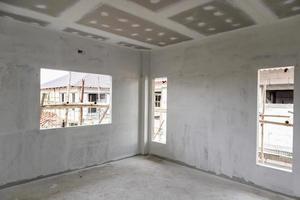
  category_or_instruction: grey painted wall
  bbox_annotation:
[0,19,141,186]
[1,10,300,198]
[150,16,300,197]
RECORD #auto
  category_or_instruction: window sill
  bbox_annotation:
[256,162,292,173]
[40,122,112,131]
[151,140,166,145]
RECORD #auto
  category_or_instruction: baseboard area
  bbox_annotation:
[1,153,298,200]
[149,154,300,200]
[0,154,139,191]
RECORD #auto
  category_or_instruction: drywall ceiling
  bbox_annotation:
[170,1,255,36]
[0,0,299,51]
[77,4,192,47]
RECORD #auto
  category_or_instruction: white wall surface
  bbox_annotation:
[150,16,300,197]
[0,18,141,186]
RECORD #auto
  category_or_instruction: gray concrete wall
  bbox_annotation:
[0,19,141,186]
[150,16,300,197]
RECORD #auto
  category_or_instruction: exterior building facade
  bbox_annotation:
[40,72,111,129]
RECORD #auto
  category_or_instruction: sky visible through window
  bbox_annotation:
[41,68,69,84]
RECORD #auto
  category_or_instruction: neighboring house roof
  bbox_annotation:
[41,72,111,89]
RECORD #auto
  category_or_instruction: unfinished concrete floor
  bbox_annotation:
[0,156,294,200]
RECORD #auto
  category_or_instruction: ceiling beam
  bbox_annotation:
[0,2,55,23]
[57,0,103,24]
[159,0,211,18]
[0,0,283,50]
[101,0,203,39]
[0,1,158,49]
[231,0,277,25]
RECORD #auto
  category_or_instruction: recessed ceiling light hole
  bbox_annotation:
[118,18,128,22]
[150,0,160,4]
[225,18,232,23]
[197,22,206,27]
[214,11,224,16]
[131,24,140,27]
[101,12,109,17]
[283,0,295,4]
[185,16,194,21]
[101,24,110,28]
[232,23,241,27]
[291,6,300,11]
[203,5,215,11]
[89,20,97,24]
[35,4,47,9]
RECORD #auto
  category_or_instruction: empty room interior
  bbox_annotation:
[0,0,300,199]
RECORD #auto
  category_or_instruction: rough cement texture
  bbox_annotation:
[0,156,295,200]
[1,9,300,199]
[150,16,300,197]
[0,18,141,187]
